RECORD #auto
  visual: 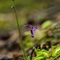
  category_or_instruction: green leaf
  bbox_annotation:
[24,31,31,36]
[52,44,60,57]
[35,32,46,40]
[33,56,44,60]
[41,20,52,29]
[54,24,60,29]
[34,49,49,60]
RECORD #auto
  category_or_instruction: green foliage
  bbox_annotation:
[41,20,52,29]
[35,49,49,57]
[27,56,30,60]
[31,44,60,60]
[24,31,31,36]
[33,49,50,60]
[52,44,60,57]
[35,30,46,40]
[54,33,60,39]
[54,24,60,29]
[24,36,33,47]
[52,24,60,39]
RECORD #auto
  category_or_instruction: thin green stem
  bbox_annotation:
[12,0,27,60]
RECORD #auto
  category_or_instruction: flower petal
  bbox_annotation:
[30,29,34,38]
[32,26,37,31]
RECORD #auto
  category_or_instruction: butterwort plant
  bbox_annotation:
[25,22,37,38]
[12,0,37,60]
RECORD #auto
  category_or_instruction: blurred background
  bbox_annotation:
[0,0,60,60]
[0,0,60,31]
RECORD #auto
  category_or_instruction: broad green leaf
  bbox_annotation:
[41,20,52,29]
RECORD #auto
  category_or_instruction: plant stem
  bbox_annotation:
[12,0,27,60]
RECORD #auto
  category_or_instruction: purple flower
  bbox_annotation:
[25,22,37,37]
